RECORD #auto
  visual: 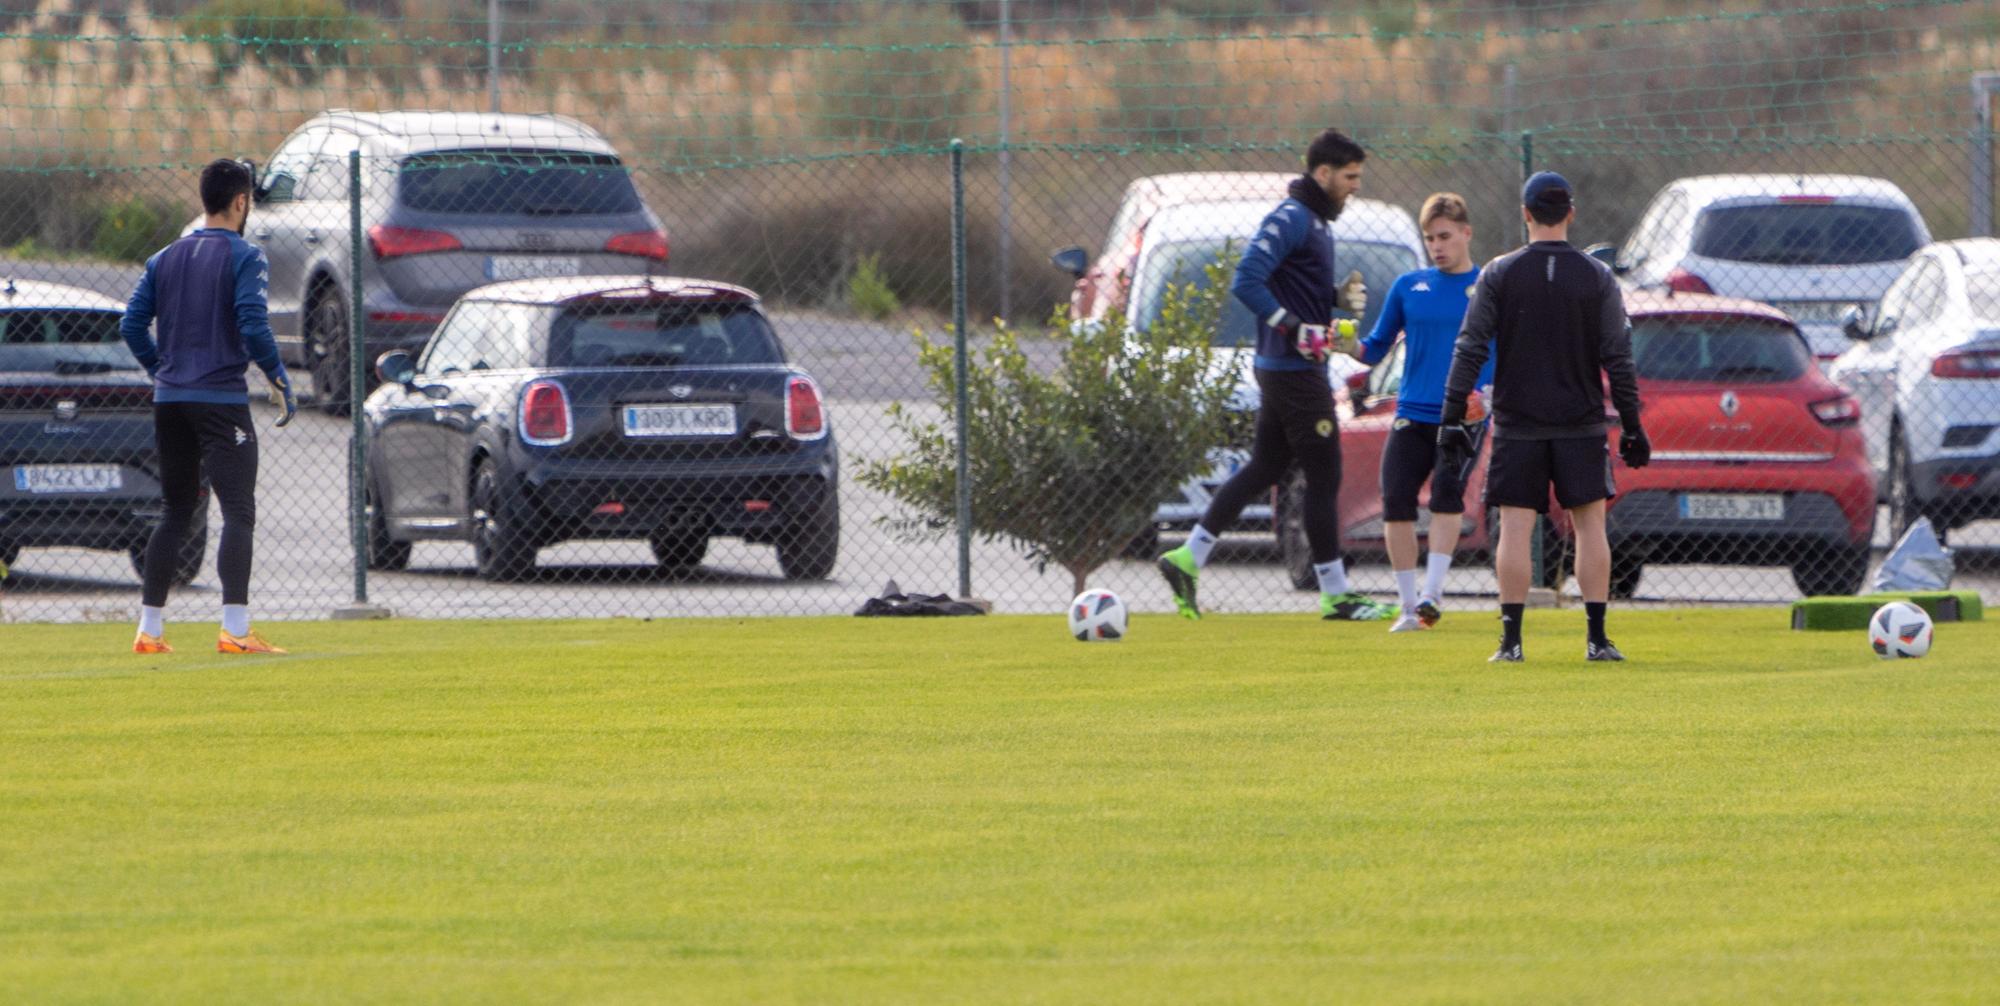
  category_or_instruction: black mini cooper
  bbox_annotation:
[361,275,838,582]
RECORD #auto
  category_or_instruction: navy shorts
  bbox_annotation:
[1484,435,1615,514]
[1379,418,1467,522]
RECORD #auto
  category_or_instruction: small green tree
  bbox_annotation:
[861,262,1240,599]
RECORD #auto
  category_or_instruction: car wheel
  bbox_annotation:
[128,524,208,587]
[308,289,352,416]
[648,532,708,572]
[1609,549,1643,601]
[1277,468,1314,591]
[1792,542,1869,598]
[469,459,535,582]
[776,491,839,581]
[1884,419,1941,543]
[366,480,412,572]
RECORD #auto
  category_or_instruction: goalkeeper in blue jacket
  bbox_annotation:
[1156,129,1393,622]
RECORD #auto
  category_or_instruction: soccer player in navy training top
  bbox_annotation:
[122,159,298,655]
[1350,193,1493,634]
[1438,172,1649,663]
[1157,129,1392,622]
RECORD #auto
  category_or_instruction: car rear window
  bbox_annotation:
[1132,237,1417,346]
[1691,203,1922,266]
[550,303,782,368]
[0,310,141,373]
[1631,315,1810,383]
[397,149,644,216]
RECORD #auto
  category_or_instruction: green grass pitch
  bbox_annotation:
[3,609,1998,1003]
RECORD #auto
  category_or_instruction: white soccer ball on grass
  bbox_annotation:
[1069,588,1129,642]
[1869,601,1934,659]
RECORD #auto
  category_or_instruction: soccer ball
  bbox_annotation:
[1869,601,1934,659]
[1069,588,1128,642]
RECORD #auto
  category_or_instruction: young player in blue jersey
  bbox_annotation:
[1349,193,1493,633]
[121,159,297,655]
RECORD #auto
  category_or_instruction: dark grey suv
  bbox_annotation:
[213,110,668,413]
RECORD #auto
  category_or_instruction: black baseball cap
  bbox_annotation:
[1522,171,1573,212]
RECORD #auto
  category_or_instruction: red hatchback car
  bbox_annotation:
[1278,291,1875,599]
[1594,291,1875,598]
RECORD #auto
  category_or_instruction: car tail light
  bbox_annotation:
[519,380,571,446]
[1808,394,1861,427]
[367,225,462,260]
[1664,268,1712,295]
[605,230,669,261]
[1930,349,2000,379]
[1941,472,1981,490]
[785,375,826,440]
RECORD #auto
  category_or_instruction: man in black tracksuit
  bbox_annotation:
[1438,172,1649,662]
[1156,129,1391,622]
[121,159,297,655]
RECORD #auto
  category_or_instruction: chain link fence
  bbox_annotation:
[2,0,1997,621]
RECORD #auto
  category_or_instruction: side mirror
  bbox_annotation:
[1050,246,1089,279]
[376,349,417,387]
[1840,304,1872,342]
[1583,242,1617,268]
[238,158,268,203]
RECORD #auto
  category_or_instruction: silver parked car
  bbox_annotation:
[201,109,669,413]
[1603,174,1930,359]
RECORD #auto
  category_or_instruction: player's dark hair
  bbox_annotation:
[1305,129,1366,171]
[1420,192,1471,229]
[1526,201,1571,227]
[200,158,254,216]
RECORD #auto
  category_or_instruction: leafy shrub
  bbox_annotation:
[182,0,375,83]
[846,253,902,320]
[92,197,179,264]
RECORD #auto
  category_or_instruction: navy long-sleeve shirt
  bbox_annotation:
[120,228,285,405]
[1230,197,1338,373]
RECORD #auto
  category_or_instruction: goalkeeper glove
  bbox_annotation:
[269,369,297,428]
[1619,425,1651,468]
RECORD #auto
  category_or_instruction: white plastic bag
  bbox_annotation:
[1871,518,1954,593]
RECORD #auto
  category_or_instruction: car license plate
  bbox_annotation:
[485,256,582,281]
[622,404,737,438]
[1680,493,1784,521]
[13,464,122,494]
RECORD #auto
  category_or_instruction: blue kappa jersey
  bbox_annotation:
[1229,197,1338,373]
[119,228,286,405]
[1358,266,1492,423]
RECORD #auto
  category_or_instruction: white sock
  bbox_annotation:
[139,605,165,638]
[1423,552,1453,601]
[1185,525,1219,568]
[1394,569,1420,611]
[1314,558,1350,597]
[222,604,250,638]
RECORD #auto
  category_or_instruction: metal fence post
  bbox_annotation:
[1973,73,1999,238]
[1519,130,1548,591]
[951,139,973,600]
[348,149,369,606]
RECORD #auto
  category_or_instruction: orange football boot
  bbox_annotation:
[217,630,287,655]
[133,632,173,654]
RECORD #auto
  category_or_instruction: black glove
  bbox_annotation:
[1437,422,1477,473]
[1619,425,1651,468]
[269,369,298,428]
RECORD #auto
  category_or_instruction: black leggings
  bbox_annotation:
[1200,368,1343,565]
[143,402,258,607]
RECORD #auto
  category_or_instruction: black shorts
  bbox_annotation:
[1379,418,1467,522]
[1484,435,1615,514]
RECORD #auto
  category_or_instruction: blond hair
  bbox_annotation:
[1419,192,1471,229]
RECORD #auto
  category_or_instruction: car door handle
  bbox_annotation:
[252,229,273,240]
[303,231,321,245]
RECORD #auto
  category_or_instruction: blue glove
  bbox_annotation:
[269,370,297,427]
